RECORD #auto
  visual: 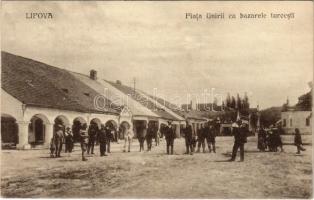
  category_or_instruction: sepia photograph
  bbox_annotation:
[1,1,313,198]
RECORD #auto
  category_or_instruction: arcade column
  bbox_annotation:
[44,123,54,147]
[175,124,181,138]
[16,121,31,150]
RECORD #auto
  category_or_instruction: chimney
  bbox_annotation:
[90,70,97,80]
[116,80,122,85]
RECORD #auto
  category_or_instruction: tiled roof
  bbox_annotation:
[1,51,118,114]
[105,81,179,121]
[143,93,185,117]
[71,72,157,118]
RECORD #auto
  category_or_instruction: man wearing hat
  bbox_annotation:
[87,123,98,155]
[207,123,216,153]
[98,124,108,156]
[229,120,247,162]
[184,120,194,155]
[64,127,74,154]
[164,121,175,155]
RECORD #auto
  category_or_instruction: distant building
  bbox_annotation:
[281,88,312,134]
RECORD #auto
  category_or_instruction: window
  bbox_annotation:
[283,119,286,127]
[306,118,310,126]
[290,119,293,127]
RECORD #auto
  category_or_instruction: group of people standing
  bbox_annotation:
[183,121,217,155]
[50,125,74,158]
[257,125,306,155]
[50,119,307,162]
[50,122,118,161]
[257,125,283,152]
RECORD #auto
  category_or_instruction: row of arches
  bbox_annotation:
[1,113,131,148]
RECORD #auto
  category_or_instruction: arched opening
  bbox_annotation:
[29,114,49,146]
[72,117,87,142]
[53,115,70,141]
[105,120,118,141]
[118,121,130,140]
[1,114,18,149]
[89,118,101,141]
[90,118,102,129]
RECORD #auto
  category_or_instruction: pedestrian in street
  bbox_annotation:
[53,125,64,158]
[87,123,98,155]
[229,120,247,162]
[184,120,194,155]
[207,123,216,153]
[257,127,267,152]
[80,123,89,161]
[267,127,275,152]
[105,124,114,153]
[138,123,147,152]
[273,125,284,152]
[146,123,154,151]
[64,127,74,154]
[98,124,108,156]
[123,124,134,152]
[165,121,175,155]
[196,124,206,153]
[294,128,306,154]
[114,128,118,143]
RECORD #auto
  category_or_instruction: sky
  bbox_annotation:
[2,1,313,109]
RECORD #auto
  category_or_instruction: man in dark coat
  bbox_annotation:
[257,127,267,152]
[196,124,206,153]
[87,123,98,155]
[294,128,306,154]
[229,120,247,162]
[105,125,114,153]
[65,127,74,153]
[184,120,194,155]
[146,123,155,151]
[164,121,175,155]
[98,124,108,156]
[207,123,216,153]
[272,126,284,152]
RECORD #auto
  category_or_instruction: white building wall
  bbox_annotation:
[1,89,123,149]
[1,89,24,121]
[281,111,312,134]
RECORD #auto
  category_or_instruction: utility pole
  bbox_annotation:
[133,77,136,93]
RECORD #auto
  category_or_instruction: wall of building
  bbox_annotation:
[1,90,125,149]
[281,111,312,134]
[1,89,24,121]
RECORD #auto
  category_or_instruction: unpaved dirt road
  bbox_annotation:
[1,137,312,198]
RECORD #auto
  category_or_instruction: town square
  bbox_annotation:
[1,1,313,199]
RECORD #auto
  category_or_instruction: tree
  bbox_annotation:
[226,93,231,108]
[236,93,241,110]
[243,92,249,109]
[222,101,225,111]
[213,97,218,111]
[260,107,282,127]
[231,96,236,109]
